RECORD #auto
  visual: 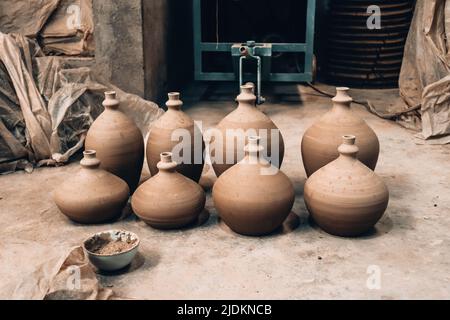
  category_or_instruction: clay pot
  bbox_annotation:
[213,136,295,236]
[210,84,285,177]
[146,92,204,182]
[304,135,389,237]
[131,152,206,229]
[85,91,144,192]
[301,87,379,177]
[53,150,130,224]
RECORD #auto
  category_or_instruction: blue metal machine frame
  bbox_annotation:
[193,0,316,82]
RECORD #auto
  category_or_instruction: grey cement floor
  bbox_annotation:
[1,84,449,299]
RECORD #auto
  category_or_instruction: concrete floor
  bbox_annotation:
[1,83,449,299]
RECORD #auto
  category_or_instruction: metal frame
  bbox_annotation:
[193,0,316,82]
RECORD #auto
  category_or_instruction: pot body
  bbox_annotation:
[301,110,379,177]
[54,167,130,224]
[147,110,204,182]
[213,161,294,236]
[132,171,206,229]
[301,88,379,177]
[304,151,389,237]
[211,107,285,177]
[85,109,144,192]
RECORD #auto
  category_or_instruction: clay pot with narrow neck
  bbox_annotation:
[146,92,204,182]
[304,135,389,237]
[132,152,206,229]
[210,84,285,177]
[53,150,130,224]
[301,87,379,177]
[213,136,294,236]
[85,91,144,192]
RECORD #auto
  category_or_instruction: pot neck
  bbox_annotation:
[103,91,120,111]
[244,136,264,162]
[157,152,178,173]
[236,84,257,110]
[80,150,101,169]
[331,87,353,113]
[337,135,359,161]
[166,92,183,111]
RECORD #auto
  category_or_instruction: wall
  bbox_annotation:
[142,0,168,101]
[92,0,329,100]
[142,0,193,102]
[92,0,146,97]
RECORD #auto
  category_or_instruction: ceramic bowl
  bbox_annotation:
[83,230,140,271]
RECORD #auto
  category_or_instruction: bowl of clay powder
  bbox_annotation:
[83,230,140,271]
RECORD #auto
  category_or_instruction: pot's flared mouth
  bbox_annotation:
[168,92,180,99]
[83,150,96,156]
[104,91,117,100]
[342,135,356,145]
[161,152,172,161]
[83,230,140,257]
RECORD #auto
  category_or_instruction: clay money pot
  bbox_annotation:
[301,87,379,177]
[85,91,144,192]
[53,150,130,224]
[213,136,295,236]
[131,152,206,229]
[304,135,389,237]
[211,84,285,177]
[146,92,205,182]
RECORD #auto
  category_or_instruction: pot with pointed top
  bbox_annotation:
[132,152,206,229]
[304,135,389,237]
[213,136,294,236]
[210,84,285,177]
[301,87,379,177]
[146,92,204,183]
[53,150,130,224]
[85,91,144,192]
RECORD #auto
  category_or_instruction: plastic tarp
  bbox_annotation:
[39,0,95,56]
[399,0,450,144]
[0,0,60,37]
[0,0,94,56]
[0,32,163,173]
[0,246,115,300]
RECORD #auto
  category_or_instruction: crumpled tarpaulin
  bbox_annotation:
[0,33,52,164]
[0,0,60,37]
[39,0,95,56]
[0,0,94,56]
[0,32,163,173]
[399,0,450,144]
[0,246,116,300]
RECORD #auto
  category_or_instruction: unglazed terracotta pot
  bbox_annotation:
[210,84,285,177]
[213,136,294,236]
[304,135,389,237]
[53,150,130,224]
[85,91,144,192]
[147,92,204,182]
[131,152,206,229]
[301,87,379,177]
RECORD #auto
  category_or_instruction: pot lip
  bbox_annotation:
[82,229,140,257]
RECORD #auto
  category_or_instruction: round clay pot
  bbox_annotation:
[213,136,295,236]
[85,91,144,192]
[210,84,285,177]
[301,87,379,177]
[53,150,130,224]
[146,92,204,182]
[131,152,206,229]
[304,135,389,237]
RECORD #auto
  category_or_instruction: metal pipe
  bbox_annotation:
[256,56,264,105]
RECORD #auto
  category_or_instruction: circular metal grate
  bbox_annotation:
[325,0,415,88]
